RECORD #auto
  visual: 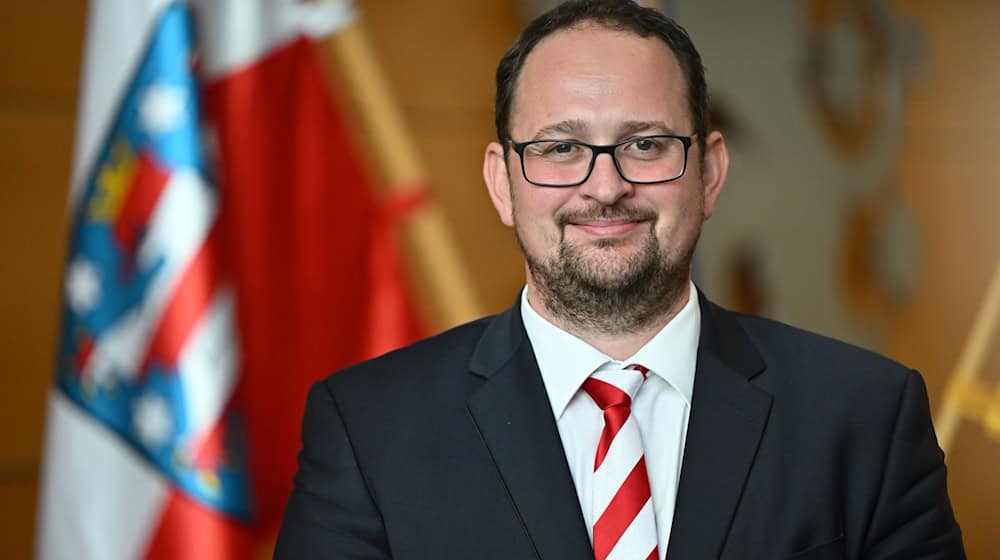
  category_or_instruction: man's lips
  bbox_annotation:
[568,219,645,237]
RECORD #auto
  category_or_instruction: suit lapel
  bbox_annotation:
[466,304,593,560]
[464,294,774,559]
[666,296,773,559]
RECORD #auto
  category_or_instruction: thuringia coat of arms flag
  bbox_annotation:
[38,1,424,558]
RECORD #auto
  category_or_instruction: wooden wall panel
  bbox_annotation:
[355,1,524,314]
[0,4,84,94]
[889,1,1000,557]
[0,3,84,558]
[0,476,39,558]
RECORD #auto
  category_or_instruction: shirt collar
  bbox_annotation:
[520,282,700,420]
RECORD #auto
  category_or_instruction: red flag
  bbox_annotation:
[202,28,424,540]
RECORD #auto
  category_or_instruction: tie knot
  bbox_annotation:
[582,364,649,410]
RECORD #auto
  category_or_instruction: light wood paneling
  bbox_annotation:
[355,0,524,314]
[0,473,39,559]
[0,91,76,468]
[0,4,85,96]
[888,1,1000,557]
[0,3,84,558]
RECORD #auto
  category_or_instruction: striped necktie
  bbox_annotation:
[582,364,658,560]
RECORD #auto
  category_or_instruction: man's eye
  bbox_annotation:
[548,142,576,154]
[632,138,658,151]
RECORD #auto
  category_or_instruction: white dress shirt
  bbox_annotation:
[520,283,700,559]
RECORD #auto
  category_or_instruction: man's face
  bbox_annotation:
[484,24,728,333]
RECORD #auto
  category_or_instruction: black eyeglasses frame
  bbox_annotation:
[507,134,695,187]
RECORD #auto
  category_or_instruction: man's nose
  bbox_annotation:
[577,152,634,205]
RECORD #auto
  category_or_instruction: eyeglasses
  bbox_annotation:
[509,134,694,187]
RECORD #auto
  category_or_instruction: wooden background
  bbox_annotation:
[1,1,997,558]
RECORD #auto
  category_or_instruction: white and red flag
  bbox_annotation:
[37,1,423,558]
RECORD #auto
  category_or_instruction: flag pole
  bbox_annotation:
[321,19,484,329]
[935,259,1000,453]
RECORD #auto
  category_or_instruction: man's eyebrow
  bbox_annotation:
[532,119,589,140]
[619,120,678,136]
[530,120,681,141]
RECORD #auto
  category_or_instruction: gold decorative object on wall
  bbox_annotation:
[936,261,1000,453]
[805,0,926,336]
[805,0,884,157]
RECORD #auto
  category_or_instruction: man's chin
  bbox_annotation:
[570,262,652,292]
[569,244,648,275]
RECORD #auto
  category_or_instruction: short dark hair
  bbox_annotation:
[494,0,708,153]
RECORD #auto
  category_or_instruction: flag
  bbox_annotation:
[37,1,424,557]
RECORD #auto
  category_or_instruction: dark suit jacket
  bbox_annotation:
[275,294,964,559]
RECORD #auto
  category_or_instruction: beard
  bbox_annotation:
[517,203,697,336]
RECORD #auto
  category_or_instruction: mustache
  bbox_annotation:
[555,204,658,228]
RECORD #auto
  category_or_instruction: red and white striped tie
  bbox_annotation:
[583,364,658,560]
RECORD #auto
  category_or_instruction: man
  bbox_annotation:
[275,1,965,558]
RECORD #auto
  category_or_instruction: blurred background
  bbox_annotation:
[2,0,999,558]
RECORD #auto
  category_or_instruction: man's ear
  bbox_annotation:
[483,141,515,227]
[700,130,729,220]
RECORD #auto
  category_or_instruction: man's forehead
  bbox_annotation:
[523,23,675,71]
[509,24,688,138]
